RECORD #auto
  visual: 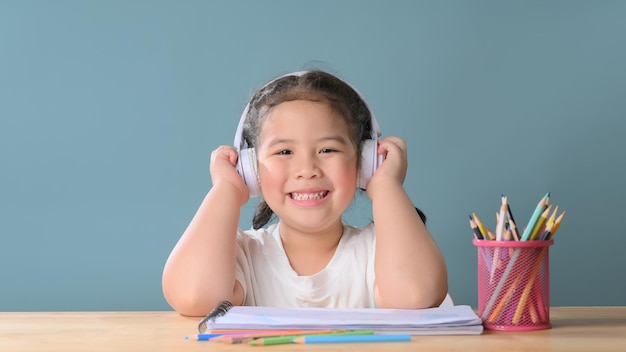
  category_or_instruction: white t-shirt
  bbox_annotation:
[234,222,377,308]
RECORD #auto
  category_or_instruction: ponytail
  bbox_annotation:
[252,200,275,230]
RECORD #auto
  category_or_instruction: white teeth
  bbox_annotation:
[291,192,327,200]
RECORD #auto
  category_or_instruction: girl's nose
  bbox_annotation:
[293,154,322,179]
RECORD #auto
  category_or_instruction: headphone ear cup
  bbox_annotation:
[358,139,382,189]
[236,148,262,198]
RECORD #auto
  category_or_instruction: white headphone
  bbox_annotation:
[234,71,383,198]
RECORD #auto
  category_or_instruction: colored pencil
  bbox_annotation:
[539,206,558,240]
[248,330,373,346]
[215,330,338,344]
[469,215,484,240]
[506,201,520,240]
[482,247,523,320]
[546,211,566,240]
[506,212,520,241]
[496,196,508,241]
[521,193,550,241]
[512,247,549,324]
[539,218,555,241]
[529,205,552,241]
[472,212,490,239]
[293,334,412,344]
[187,333,223,341]
[486,252,525,322]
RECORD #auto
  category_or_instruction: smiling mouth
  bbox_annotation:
[289,191,329,201]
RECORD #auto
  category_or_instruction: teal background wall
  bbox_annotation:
[2,0,625,311]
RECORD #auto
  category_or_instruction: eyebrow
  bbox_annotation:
[265,135,350,148]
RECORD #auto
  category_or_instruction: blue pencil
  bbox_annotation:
[293,334,412,344]
[186,333,224,341]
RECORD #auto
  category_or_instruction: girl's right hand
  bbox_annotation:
[209,145,250,206]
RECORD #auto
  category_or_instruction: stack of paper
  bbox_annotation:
[206,305,483,335]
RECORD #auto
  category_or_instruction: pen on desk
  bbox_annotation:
[197,300,233,333]
[293,334,412,344]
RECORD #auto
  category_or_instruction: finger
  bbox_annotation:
[377,137,406,156]
[212,146,239,166]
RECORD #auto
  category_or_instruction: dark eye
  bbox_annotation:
[320,148,337,154]
[277,150,292,155]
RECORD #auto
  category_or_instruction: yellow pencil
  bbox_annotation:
[546,211,566,240]
[541,220,555,241]
[540,206,558,240]
[512,248,549,324]
[472,212,491,240]
[548,205,559,225]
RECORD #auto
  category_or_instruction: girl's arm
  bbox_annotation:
[162,146,248,316]
[367,137,448,309]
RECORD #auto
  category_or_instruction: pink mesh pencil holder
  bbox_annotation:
[473,239,553,331]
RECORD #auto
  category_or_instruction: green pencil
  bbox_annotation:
[248,330,374,346]
[521,192,550,241]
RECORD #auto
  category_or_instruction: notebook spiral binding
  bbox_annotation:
[198,300,233,333]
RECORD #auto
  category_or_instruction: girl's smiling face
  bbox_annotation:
[256,99,359,234]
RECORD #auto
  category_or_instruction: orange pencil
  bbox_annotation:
[217,330,339,344]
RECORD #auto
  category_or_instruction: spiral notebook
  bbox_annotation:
[201,304,483,335]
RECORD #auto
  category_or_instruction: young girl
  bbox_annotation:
[162,70,448,316]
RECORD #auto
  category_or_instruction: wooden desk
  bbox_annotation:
[1,307,625,351]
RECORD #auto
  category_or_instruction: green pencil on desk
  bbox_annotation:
[248,330,374,346]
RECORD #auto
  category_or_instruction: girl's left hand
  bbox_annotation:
[365,136,408,199]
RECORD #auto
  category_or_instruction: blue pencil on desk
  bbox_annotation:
[293,334,412,344]
[185,333,224,341]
